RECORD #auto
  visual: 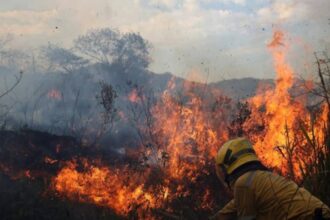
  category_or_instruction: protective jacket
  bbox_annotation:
[215,170,330,220]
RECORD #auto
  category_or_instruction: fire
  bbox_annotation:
[51,30,328,218]
[243,30,303,169]
[53,80,230,218]
[47,89,62,100]
[150,82,222,179]
[128,88,139,103]
[0,163,33,180]
[243,30,327,177]
[25,170,32,178]
[53,161,159,217]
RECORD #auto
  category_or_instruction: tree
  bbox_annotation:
[298,51,330,204]
[42,43,89,73]
[98,81,118,126]
[0,71,23,100]
[74,28,120,65]
[0,35,24,127]
[314,52,330,127]
[74,28,151,70]
[0,35,31,71]
[115,33,151,71]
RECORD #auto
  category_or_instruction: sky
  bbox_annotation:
[0,0,329,81]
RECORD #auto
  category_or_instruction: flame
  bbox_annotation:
[53,161,158,217]
[150,81,222,179]
[128,89,139,103]
[244,30,302,169]
[25,170,32,178]
[0,163,33,180]
[47,89,62,100]
[243,30,327,177]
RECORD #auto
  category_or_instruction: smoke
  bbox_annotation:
[0,27,266,153]
[0,28,183,150]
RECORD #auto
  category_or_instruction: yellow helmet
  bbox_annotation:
[215,137,259,176]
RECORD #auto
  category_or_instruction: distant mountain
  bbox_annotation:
[209,77,274,100]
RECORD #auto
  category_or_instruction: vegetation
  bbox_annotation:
[0,28,329,219]
[300,52,330,205]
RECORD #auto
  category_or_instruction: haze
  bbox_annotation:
[0,0,329,81]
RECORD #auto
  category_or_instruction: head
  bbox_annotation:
[215,137,260,187]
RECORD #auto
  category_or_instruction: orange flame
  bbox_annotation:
[243,30,327,177]
[53,160,164,218]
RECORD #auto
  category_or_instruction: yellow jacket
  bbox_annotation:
[214,170,330,220]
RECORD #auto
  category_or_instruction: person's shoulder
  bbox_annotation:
[234,170,272,188]
[234,171,257,188]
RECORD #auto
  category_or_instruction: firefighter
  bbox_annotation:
[211,137,330,220]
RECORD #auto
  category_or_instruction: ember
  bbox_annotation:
[128,88,140,103]
[47,89,62,100]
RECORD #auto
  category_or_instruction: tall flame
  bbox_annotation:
[243,30,326,176]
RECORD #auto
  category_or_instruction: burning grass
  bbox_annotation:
[53,81,228,218]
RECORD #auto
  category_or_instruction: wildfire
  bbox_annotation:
[51,30,328,218]
[53,79,228,218]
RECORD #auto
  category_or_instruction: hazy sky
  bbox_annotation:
[0,0,329,81]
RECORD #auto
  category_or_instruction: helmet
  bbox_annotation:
[215,137,259,182]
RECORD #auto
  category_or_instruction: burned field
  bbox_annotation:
[0,30,330,219]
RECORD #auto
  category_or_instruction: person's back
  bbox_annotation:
[234,170,330,219]
[213,137,330,220]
